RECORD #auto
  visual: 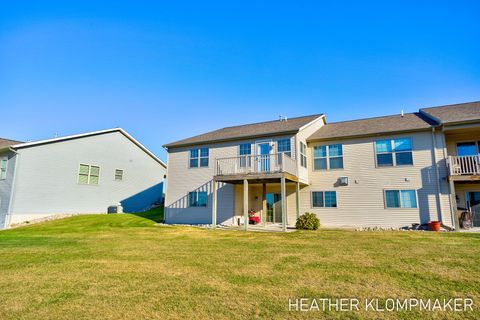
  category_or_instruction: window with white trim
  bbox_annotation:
[115,169,124,181]
[375,138,413,166]
[189,148,209,168]
[277,139,291,157]
[300,142,307,168]
[239,143,251,167]
[188,191,207,207]
[0,159,7,180]
[313,144,343,170]
[311,191,337,208]
[78,164,100,185]
[384,190,417,208]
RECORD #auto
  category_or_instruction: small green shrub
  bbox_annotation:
[295,212,320,230]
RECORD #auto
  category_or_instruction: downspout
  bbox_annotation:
[431,127,444,222]
[5,147,19,229]
[440,128,459,230]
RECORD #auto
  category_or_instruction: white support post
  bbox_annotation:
[244,179,249,231]
[296,182,300,220]
[281,177,287,232]
[212,180,217,229]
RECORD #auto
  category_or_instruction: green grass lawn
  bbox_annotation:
[0,209,479,319]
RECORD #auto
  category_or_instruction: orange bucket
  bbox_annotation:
[428,221,441,232]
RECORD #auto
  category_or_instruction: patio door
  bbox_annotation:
[266,193,282,223]
[466,192,480,227]
[257,142,271,172]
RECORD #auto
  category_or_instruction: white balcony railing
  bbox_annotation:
[215,153,297,177]
[448,155,480,176]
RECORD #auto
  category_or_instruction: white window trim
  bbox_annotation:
[310,190,338,208]
[375,138,414,168]
[188,191,208,207]
[276,138,292,157]
[383,189,419,209]
[312,144,344,171]
[188,148,210,169]
[0,158,8,180]
[300,142,307,168]
[77,163,100,185]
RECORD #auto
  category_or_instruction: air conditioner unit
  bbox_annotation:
[338,177,349,186]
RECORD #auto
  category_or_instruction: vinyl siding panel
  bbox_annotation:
[9,131,166,225]
[165,135,295,224]
[0,151,17,228]
[295,117,325,184]
[300,131,451,228]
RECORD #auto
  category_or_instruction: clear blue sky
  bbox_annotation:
[1,1,479,161]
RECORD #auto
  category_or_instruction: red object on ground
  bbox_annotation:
[249,216,261,225]
[428,221,441,232]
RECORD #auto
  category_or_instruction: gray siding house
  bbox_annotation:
[0,128,166,228]
[163,101,480,231]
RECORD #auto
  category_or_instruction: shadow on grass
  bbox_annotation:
[129,206,164,223]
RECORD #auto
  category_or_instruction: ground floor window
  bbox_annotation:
[311,191,337,208]
[384,190,417,208]
[188,191,207,207]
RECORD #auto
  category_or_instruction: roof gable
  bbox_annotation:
[11,128,166,168]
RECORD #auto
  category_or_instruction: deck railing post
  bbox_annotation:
[244,179,248,231]
[212,180,217,229]
[281,177,287,232]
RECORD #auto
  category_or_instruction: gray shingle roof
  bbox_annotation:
[420,101,480,125]
[164,114,324,148]
[0,138,23,149]
[307,113,436,141]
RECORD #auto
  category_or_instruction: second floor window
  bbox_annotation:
[188,191,207,207]
[0,159,7,180]
[277,139,291,157]
[78,164,100,185]
[313,144,343,170]
[300,142,307,168]
[375,138,413,167]
[189,148,209,168]
[239,143,251,167]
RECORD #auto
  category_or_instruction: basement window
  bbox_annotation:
[188,191,207,207]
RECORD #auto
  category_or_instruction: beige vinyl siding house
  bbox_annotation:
[164,101,480,231]
[303,131,452,228]
[164,115,325,228]
[165,134,303,225]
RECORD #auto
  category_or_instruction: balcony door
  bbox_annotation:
[256,142,271,172]
[266,193,282,223]
[457,142,478,156]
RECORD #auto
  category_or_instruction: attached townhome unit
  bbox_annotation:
[163,101,480,231]
[0,128,166,228]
